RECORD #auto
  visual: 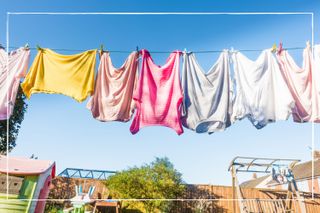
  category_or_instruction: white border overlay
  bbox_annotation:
[5,12,315,203]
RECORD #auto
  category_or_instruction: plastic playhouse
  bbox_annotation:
[0,155,55,213]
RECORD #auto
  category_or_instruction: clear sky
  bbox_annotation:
[1,0,320,185]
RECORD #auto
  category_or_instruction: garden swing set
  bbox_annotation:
[228,156,306,213]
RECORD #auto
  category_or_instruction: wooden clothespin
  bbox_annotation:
[271,43,277,53]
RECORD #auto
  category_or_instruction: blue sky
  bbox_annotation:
[1,0,320,185]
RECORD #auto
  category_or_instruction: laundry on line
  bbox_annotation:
[1,42,320,135]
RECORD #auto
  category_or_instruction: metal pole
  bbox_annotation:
[232,166,237,213]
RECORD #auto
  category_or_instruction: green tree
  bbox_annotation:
[0,86,27,153]
[105,157,185,213]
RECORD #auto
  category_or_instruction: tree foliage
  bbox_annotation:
[105,157,185,213]
[0,86,27,154]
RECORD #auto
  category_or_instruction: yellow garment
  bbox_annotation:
[22,48,97,102]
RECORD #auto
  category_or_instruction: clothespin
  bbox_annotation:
[184,48,187,54]
[99,44,104,57]
[306,40,311,48]
[0,44,4,49]
[135,46,140,58]
[24,43,30,50]
[36,45,42,51]
[277,42,283,54]
[271,43,277,53]
[230,47,235,53]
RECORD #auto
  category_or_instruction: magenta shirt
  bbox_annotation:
[130,49,183,135]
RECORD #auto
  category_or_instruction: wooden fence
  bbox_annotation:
[175,184,320,213]
[46,178,320,212]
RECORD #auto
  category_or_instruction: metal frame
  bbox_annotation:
[58,168,116,180]
[228,156,301,173]
[229,156,304,213]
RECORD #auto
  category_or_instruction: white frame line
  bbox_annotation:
[0,198,314,201]
[311,12,315,200]
[6,12,9,200]
[7,12,314,15]
[5,11,315,203]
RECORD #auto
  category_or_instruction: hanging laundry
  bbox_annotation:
[87,51,139,122]
[276,44,312,122]
[311,45,320,122]
[0,47,30,120]
[130,49,183,135]
[21,48,96,102]
[232,49,294,129]
[181,51,232,133]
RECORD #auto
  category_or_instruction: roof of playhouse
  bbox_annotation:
[0,155,55,176]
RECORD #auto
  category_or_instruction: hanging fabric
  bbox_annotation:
[0,47,30,120]
[21,48,96,102]
[276,44,312,122]
[312,45,320,122]
[87,51,139,122]
[231,49,294,129]
[181,51,233,133]
[130,49,183,135]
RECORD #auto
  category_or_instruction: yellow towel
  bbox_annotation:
[21,48,97,102]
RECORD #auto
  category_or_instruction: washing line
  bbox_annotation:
[1,45,306,54]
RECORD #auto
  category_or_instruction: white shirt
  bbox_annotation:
[231,49,294,128]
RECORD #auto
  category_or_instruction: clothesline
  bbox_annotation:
[1,43,320,135]
[2,45,306,54]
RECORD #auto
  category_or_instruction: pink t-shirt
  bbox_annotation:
[87,51,139,122]
[276,46,312,122]
[130,49,183,135]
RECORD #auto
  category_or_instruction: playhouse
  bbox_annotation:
[0,155,55,213]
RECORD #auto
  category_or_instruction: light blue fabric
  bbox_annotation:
[181,51,233,133]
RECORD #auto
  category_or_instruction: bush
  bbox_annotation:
[105,157,185,213]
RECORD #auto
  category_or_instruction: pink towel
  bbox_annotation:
[276,45,312,122]
[87,51,139,122]
[130,49,183,135]
[0,47,30,120]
